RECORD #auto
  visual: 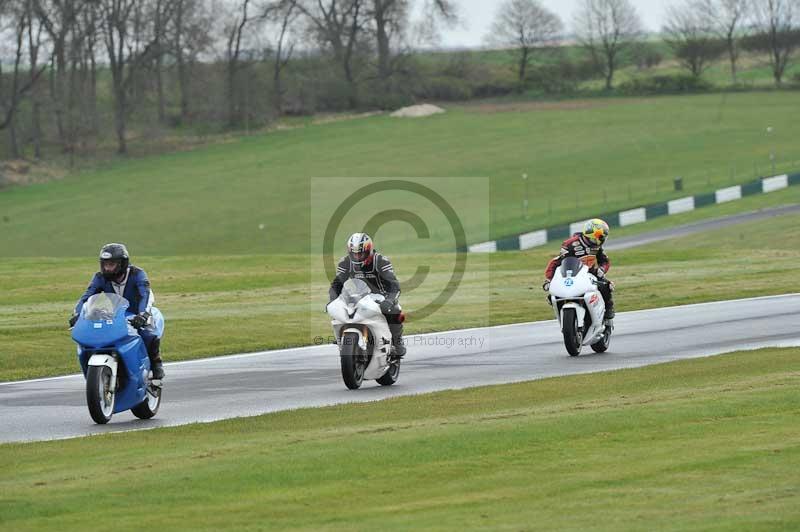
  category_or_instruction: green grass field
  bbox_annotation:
[2,347,798,530]
[3,187,800,382]
[1,91,798,257]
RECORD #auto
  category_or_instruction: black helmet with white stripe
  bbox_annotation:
[347,233,374,265]
[99,243,129,281]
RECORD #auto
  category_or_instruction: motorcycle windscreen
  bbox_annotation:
[559,256,584,277]
[341,278,371,307]
[71,293,132,348]
[83,292,129,320]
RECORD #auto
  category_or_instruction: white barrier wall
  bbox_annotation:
[618,207,647,226]
[519,230,548,250]
[762,174,788,193]
[667,196,695,215]
[570,220,588,235]
[466,172,797,253]
[468,241,497,253]
[715,185,742,203]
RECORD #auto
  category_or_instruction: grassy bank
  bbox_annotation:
[2,347,799,530]
[1,92,798,257]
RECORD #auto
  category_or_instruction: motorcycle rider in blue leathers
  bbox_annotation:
[69,243,165,379]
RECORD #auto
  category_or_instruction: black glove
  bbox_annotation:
[68,314,79,328]
[380,299,396,314]
[130,312,151,329]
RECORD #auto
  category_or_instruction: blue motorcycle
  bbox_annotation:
[71,292,164,424]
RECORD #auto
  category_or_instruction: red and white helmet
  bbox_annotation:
[347,233,374,265]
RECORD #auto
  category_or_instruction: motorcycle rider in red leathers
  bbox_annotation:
[543,218,615,320]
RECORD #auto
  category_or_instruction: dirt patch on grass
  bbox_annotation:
[0,160,66,188]
[390,104,446,118]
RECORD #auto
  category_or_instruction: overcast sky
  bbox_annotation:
[429,0,668,48]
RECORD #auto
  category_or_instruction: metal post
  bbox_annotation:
[522,174,529,220]
[767,126,775,176]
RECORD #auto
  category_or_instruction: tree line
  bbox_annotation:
[0,0,455,158]
[0,0,798,162]
[492,0,800,90]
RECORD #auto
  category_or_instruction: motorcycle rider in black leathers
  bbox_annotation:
[328,233,406,358]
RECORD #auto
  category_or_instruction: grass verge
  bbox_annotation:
[2,347,799,530]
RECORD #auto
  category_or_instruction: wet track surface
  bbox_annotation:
[2,294,799,443]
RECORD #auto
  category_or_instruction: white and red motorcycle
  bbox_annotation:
[327,278,401,389]
[548,256,613,356]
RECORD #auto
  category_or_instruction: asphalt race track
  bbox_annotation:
[2,294,799,443]
[605,204,800,251]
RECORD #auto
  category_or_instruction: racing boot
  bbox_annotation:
[389,323,406,359]
[598,280,615,321]
[603,294,615,321]
[147,338,165,379]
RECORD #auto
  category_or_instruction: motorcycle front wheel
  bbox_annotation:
[562,308,583,356]
[340,331,365,389]
[86,365,115,424]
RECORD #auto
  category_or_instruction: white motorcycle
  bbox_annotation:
[327,278,401,389]
[548,256,613,356]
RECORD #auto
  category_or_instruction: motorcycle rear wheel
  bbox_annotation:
[376,359,400,386]
[132,380,162,419]
[591,324,613,353]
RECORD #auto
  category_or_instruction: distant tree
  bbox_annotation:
[79,2,102,137]
[33,0,85,151]
[263,0,300,113]
[629,41,663,70]
[695,0,749,83]
[0,1,47,158]
[152,0,173,123]
[169,0,213,124]
[664,1,726,77]
[744,0,800,85]
[99,0,163,154]
[223,0,258,127]
[573,0,643,90]
[366,0,456,91]
[24,0,46,158]
[487,0,563,83]
[296,0,366,107]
